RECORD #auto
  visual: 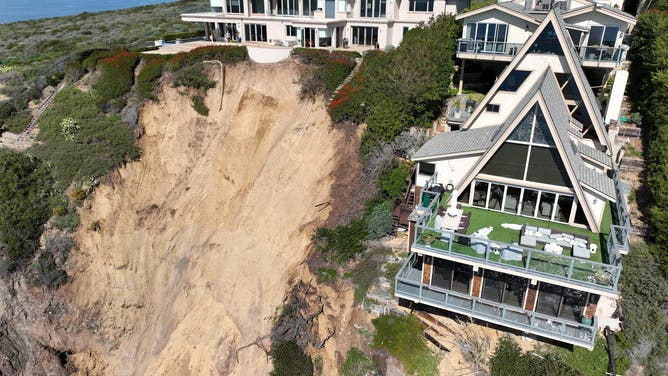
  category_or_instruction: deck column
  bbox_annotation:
[524,281,538,311]
[458,60,466,95]
[584,294,599,318]
[407,221,415,252]
[471,268,483,297]
[422,256,433,285]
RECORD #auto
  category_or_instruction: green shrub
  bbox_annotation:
[618,243,668,373]
[342,347,376,376]
[379,161,411,199]
[1,109,31,133]
[0,150,52,270]
[31,251,67,289]
[161,30,205,41]
[352,248,390,303]
[93,50,139,105]
[316,267,337,282]
[136,57,167,99]
[372,314,439,376]
[367,201,393,240]
[270,341,313,376]
[70,188,86,201]
[52,212,80,232]
[191,95,209,116]
[176,63,216,91]
[313,218,368,263]
[491,337,583,376]
[29,87,139,186]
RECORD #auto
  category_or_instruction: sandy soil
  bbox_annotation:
[0,83,8,101]
[62,61,345,375]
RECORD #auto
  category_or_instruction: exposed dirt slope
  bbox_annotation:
[61,61,344,375]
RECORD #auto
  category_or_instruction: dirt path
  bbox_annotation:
[61,61,346,375]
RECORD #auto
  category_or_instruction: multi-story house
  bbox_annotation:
[181,0,469,49]
[454,0,636,93]
[394,10,631,349]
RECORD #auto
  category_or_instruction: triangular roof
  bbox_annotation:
[455,2,541,23]
[562,3,637,27]
[460,10,613,152]
[454,68,614,232]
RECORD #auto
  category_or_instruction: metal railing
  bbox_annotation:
[457,39,524,59]
[395,254,597,348]
[413,222,621,293]
[575,46,626,66]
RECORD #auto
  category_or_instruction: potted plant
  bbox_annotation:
[423,233,437,246]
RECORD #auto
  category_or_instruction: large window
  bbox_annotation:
[409,0,434,11]
[482,104,570,187]
[286,25,297,37]
[361,0,386,17]
[529,23,562,55]
[303,0,318,16]
[226,0,244,13]
[277,0,299,15]
[250,0,265,13]
[588,26,619,47]
[464,22,508,52]
[535,282,589,322]
[432,259,472,294]
[352,26,378,46]
[498,70,531,92]
[482,271,528,308]
[468,180,579,224]
[244,24,267,42]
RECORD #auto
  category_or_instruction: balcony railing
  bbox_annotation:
[575,46,626,66]
[395,253,597,349]
[457,39,524,59]
[411,189,622,293]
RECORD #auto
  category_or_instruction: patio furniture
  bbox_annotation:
[501,246,523,261]
[573,244,590,259]
[544,242,564,255]
[589,243,598,254]
[471,241,487,255]
[472,226,493,238]
[520,234,537,247]
[441,229,455,242]
[501,223,523,230]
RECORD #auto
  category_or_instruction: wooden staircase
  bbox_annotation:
[391,165,418,231]
[18,82,65,141]
[327,56,363,105]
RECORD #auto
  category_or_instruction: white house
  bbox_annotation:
[181,0,469,49]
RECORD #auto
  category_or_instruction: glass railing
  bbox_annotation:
[413,223,621,292]
[457,39,524,58]
[575,46,625,66]
[395,254,597,348]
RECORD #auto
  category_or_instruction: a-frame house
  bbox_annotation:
[394,10,631,349]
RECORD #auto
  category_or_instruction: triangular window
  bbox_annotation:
[532,108,555,146]
[528,23,563,55]
[479,104,571,188]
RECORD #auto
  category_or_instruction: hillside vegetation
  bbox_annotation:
[623,2,668,374]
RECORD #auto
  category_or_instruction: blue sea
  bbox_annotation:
[0,0,176,24]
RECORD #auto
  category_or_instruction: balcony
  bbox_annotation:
[395,253,597,349]
[575,46,627,68]
[525,0,571,13]
[409,187,622,294]
[456,39,524,62]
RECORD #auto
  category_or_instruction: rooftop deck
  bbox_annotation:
[410,181,625,295]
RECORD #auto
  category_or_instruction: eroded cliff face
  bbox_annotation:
[0,61,352,375]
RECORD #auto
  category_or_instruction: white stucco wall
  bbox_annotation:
[418,155,481,188]
[564,11,631,47]
[459,8,536,44]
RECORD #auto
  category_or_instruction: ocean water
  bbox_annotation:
[0,0,176,24]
